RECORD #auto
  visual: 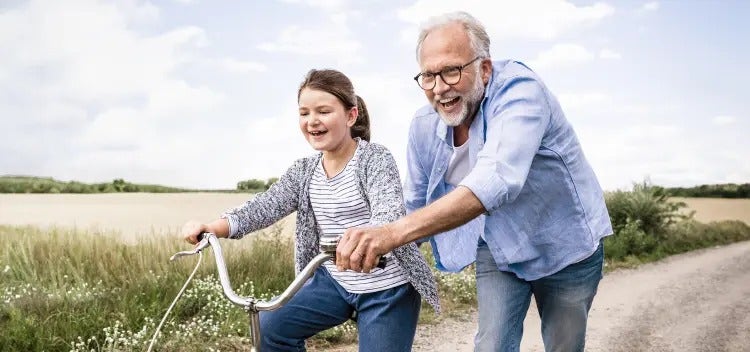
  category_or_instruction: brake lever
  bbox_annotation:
[169,233,211,261]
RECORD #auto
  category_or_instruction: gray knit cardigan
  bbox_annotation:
[222,139,440,312]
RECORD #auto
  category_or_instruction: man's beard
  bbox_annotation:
[433,70,485,127]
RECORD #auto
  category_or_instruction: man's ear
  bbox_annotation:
[347,107,359,127]
[481,58,492,84]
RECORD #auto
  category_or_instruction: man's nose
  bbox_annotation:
[432,75,451,95]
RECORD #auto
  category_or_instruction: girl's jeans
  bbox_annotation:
[259,267,421,351]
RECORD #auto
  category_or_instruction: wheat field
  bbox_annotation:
[0,193,296,241]
[671,197,750,224]
[0,194,746,240]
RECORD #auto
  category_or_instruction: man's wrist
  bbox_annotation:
[388,216,419,246]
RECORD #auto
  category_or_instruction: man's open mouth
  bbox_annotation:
[439,96,460,109]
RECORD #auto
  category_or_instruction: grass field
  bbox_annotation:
[1,192,748,351]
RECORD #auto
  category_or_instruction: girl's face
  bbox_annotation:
[298,88,357,152]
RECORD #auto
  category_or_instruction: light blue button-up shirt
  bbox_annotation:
[404,60,613,280]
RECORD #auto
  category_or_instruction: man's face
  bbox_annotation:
[418,23,490,127]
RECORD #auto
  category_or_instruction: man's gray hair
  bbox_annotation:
[416,11,491,63]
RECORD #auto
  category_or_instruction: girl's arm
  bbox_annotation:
[220,159,304,239]
[182,158,305,245]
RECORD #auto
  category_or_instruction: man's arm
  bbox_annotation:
[336,185,485,272]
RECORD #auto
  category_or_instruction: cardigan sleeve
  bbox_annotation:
[221,158,304,239]
[361,144,407,226]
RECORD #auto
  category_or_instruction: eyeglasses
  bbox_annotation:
[413,56,482,90]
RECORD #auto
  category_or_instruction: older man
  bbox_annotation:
[337,11,613,352]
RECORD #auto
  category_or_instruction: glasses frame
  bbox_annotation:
[413,56,482,90]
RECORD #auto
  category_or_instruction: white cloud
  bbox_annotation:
[113,0,161,23]
[257,24,363,65]
[0,0,225,187]
[219,58,268,74]
[258,2,363,66]
[528,43,595,70]
[280,0,347,12]
[599,48,622,59]
[711,115,737,126]
[642,2,660,12]
[230,104,313,183]
[397,0,615,43]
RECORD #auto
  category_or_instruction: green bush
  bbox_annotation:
[603,219,658,262]
[605,181,689,238]
[603,181,750,268]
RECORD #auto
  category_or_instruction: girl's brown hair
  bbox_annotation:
[298,69,370,141]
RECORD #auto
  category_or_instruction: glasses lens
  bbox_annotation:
[442,67,462,85]
[419,74,435,89]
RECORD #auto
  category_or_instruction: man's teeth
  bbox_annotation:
[440,97,459,104]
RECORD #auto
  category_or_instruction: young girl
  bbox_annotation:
[181,69,439,351]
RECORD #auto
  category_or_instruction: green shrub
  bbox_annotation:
[605,181,690,238]
[603,219,658,261]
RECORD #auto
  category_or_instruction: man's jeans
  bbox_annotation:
[474,240,604,352]
[259,267,421,352]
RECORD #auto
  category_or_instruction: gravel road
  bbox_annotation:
[326,241,750,352]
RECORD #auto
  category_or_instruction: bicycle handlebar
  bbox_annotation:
[170,233,329,310]
[169,233,386,311]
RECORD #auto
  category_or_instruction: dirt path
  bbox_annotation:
[328,241,750,351]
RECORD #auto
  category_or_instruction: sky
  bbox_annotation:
[1,0,748,191]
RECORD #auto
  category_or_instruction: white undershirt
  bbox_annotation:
[309,149,409,294]
[445,138,471,186]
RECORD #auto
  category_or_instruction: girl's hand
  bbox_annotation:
[181,220,208,245]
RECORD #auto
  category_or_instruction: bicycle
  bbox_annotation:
[149,232,385,352]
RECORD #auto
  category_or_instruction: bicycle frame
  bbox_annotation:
[170,233,335,352]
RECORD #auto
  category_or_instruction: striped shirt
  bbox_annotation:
[310,148,409,293]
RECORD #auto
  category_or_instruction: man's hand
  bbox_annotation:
[336,224,401,273]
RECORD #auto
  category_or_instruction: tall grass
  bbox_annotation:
[0,224,297,351]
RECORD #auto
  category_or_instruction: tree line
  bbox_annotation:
[236,178,278,192]
[2,175,745,197]
[0,176,189,193]
[0,175,279,193]
[665,183,750,198]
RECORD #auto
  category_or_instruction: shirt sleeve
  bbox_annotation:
[459,75,551,212]
[403,117,429,214]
